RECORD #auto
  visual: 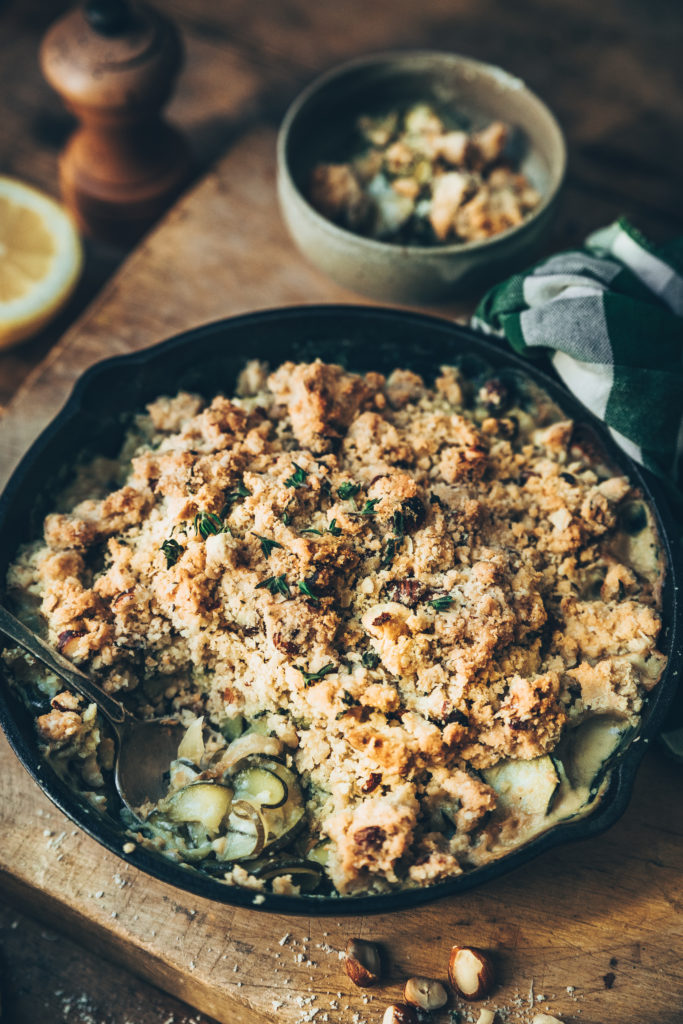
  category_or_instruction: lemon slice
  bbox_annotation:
[0,176,83,349]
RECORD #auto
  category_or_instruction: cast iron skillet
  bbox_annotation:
[0,305,681,915]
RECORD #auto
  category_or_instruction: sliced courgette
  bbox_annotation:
[220,715,244,742]
[213,799,266,861]
[306,839,331,868]
[232,765,288,809]
[168,758,202,791]
[484,754,561,816]
[563,714,634,798]
[164,781,232,836]
[250,858,324,891]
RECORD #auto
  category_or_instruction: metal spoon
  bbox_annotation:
[0,605,185,815]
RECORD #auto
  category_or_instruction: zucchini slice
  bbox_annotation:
[232,765,288,809]
[306,839,331,868]
[250,858,324,891]
[214,799,266,861]
[484,755,561,816]
[563,714,634,797]
[165,781,232,836]
[220,714,244,742]
[262,763,305,848]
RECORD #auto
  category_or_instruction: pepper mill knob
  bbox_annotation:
[40,0,191,244]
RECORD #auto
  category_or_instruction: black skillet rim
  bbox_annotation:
[0,304,680,916]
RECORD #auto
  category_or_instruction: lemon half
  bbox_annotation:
[0,176,83,349]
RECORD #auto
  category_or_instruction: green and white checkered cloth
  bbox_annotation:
[472,217,683,754]
[472,218,683,496]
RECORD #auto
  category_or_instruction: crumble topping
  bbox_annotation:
[308,104,541,245]
[4,357,666,895]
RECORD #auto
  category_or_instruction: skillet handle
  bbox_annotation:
[0,604,127,726]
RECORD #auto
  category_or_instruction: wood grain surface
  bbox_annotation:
[1,1,682,1022]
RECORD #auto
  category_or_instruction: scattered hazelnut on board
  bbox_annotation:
[382,1004,418,1024]
[532,1015,565,1024]
[403,976,448,1011]
[476,1010,496,1024]
[344,938,381,987]
[448,946,495,1000]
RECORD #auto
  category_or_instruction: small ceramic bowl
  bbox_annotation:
[277,51,567,303]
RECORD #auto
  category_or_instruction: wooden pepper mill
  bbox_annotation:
[40,0,191,245]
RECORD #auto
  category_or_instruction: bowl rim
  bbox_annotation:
[0,303,680,917]
[277,49,568,257]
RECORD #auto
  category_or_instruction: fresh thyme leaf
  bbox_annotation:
[340,691,357,706]
[430,595,454,612]
[338,481,360,500]
[392,510,405,537]
[356,498,380,516]
[220,481,251,517]
[327,518,342,537]
[193,511,224,539]
[253,533,283,559]
[160,538,182,568]
[255,574,290,597]
[361,650,380,669]
[320,478,333,498]
[380,537,397,568]
[297,579,319,602]
[335,710,349,720]
[285,463,307,488]
[301,528,323,536]
[298,662,336,685]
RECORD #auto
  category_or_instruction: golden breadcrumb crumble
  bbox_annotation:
[5,358,666,895]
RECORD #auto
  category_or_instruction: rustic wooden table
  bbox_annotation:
[0,2,682,1022]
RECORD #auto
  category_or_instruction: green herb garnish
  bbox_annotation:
[327,518,342,537]
[392,510,405,537]
[253,533,283,559]
[355,498,379,516]
[193,511,225,539]
[301,528,323,536]
[255,574,290,597]
[430,595,454,612]
[298,663,336,685]
[338,481,360,500]
[361,651,380,669]
[285,463,307,488]
[298,579,319,602]
[380,537,397,568]
[160,538,182,567]
[220,482,251,517]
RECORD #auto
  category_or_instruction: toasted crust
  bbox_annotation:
[5,358,666,894]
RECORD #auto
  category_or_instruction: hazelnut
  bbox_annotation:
[448,946,495,1000]
[382,1005,418,1024]
[56,628,86,659]
[403,976,448,1011]
[476,1011,496,1024]
[344,938,381,987]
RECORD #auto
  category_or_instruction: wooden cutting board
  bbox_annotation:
[1,126,682,1024]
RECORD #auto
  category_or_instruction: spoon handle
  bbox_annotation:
[0,605,128,726]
